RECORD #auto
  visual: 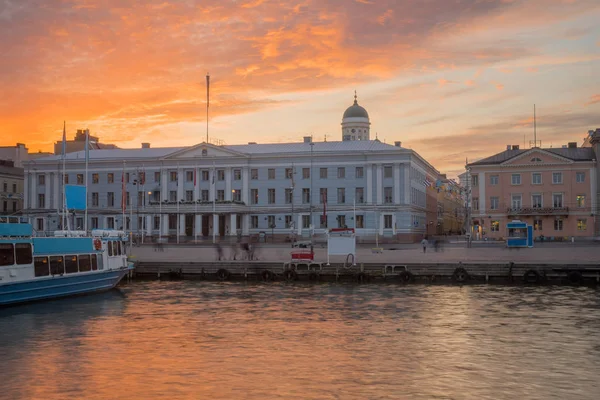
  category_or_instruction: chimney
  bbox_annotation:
[506,145,511,150]
[568,142,577,148]
[141,143,150,149]
[512,145,520,150]
[394,141,401,147]
[303,136,312,143]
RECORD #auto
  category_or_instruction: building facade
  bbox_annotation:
[0,160,24,214]
[23,99,443,243]
[466,140,597,240]
[435,176,466,235]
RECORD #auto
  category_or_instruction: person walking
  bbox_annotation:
[421,237,429,253]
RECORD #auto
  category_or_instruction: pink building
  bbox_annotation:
[466,140,596,241]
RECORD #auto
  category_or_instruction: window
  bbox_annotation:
[355,188,364,203]
[491,220,500,232]
[92,173,99,184]
[356,167,364,178]
[37,193,45,208]
[77,174,84,184]
[12,183,16,193]
[532,173,542,185]
[91,217,98,229]
[384,166,393,178]
[489,197,499,210]
[186,171,194,182]
[65,255,79,274]
[320,188,327,203]
[302,215,311,229]
[3,201,6,212]
[268,189,276,204]
[302,168,310,179]
[285,168,293,179]
[553,193,563,208]
[126,192,130,206]
[285,188,293,204]
[472,197,479,211]
[534,219,542,231]
[267,215,276,228]
[202,170,209,181]
[577,219,587,231]
[107,192,115,207]
[511,174,521,185]
[337,188,346,204]
[137,191,144,206]
[201,190,209,202]
[63,174,69,184]
[169,191,177,202]
[232,189,241,202]
[154,171,160,182]
[251,216,258,229]
[91,254,98,270]
[320,168,327,179]
[186,190,193,202]
[511,195,522,209]
[285,215,293,228]
[12,201,16,212]
[472,175,478,187]
[125,173,130,183]
[338,215,347,228]
[250,189,258,204]
[217,190,225,201]
[384,187,393,203]
[251,169,258,180]
[154,216,160,230]
[107,217,115,229]
[36,218,44,232]
[302,188,310,204]
[576,172,585,183]
[384,215,392,229]
[531,157,542,162]
[268,169,275,180]
[217,170,225,181]
[320,214,328,228]
[170,171,178,181]
[531,194,542,208]
[233,169,241,181]
[0,244,14,266]
[168,214,177,229]
[356,215,364,229]
[107,173,114,184]
[576,195,585,208]
[554,218,563,231]
[337,167,345,179]
[49,256,64,275]
[490,175,499,185]
[79,255,91,272]
[552,172,562,184]
[15,243,32,265]
[34,256,49,277]
[38,174,45,185]
[2,182,6,192]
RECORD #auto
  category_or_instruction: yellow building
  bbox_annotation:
[435,175,465,235]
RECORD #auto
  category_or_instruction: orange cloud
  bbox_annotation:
[585,94,600,106]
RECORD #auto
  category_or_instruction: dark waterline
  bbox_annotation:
[1,282,600,400]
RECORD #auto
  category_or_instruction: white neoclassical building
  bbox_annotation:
[22,96,441,243]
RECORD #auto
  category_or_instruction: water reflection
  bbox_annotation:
[1,282,599,399]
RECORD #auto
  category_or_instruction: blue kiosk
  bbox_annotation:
[506,220,533,248]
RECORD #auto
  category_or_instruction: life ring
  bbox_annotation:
[398,271,413,283]
[93,238,102,251]
[283,269,298,282]
[308,271,319,282]
[567,271,583,285]
[523,269,540,284]
[356,271,369,283]
[453,267,469,283]
[216,268,230,281]
[261,270,274,282]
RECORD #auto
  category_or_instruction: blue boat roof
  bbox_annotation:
[33,237,96,255]
[0,220,33,237]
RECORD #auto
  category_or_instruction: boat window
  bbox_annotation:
[117,241,122,255]
[91,254,99,270]
[108,241,113,256]
[49,256,64,275]
[79,254,91,272]
[15,243,33,265]
[65,255,78,274]
[0,244,14,266]
[34,256,49,277]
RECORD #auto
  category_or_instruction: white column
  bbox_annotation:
[225,167,232,201]
[179,214,185,235]
[243,214,250,235]
[404,166,410,204]
[31,173,37,208]
[209,170,215,201]
[145,215,152,236]
[393,163,401,205]
[376,164,383,205]
[392,214,397,234]
[379,213,384,235]
[366,165,373,204]
[479,172,486,214]
[590,167,596,213]
[23,173,29,210]
[212,213,219,237]
[297,214,303,235]
[230,213,237,236]
[194,167,200,201]
[194,214,202,237]
[160,170,168,202]
[52,172,59,210]
[161,214,169,236]
[177,167,184,201]
[242,167,249,204]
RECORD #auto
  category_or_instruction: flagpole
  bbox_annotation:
[206,73,210,143]
[212,162,216,244]
[84,129,89,233]
[159,165,162,243]
[122,161,126,231]
[61,121,67,233]
[194,164,198,243]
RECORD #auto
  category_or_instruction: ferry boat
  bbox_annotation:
[0,216,134,306]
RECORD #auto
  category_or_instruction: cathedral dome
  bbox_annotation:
[343,99,369,119]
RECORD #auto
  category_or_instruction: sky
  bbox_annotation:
[0,0,599,177]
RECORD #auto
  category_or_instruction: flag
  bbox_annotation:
[62,121,67,157]
[423,178,432,187]
[121,171,126,212]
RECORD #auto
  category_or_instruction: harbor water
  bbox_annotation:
[1,282,599,399]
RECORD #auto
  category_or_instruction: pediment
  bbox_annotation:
[162,142,247,160]
[501,149,572,166]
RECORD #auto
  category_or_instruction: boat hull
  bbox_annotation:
[0,264,133,306]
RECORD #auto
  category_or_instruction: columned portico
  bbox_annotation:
[230,213,237,236]
[376,164,383,205]
[194,214,202,237]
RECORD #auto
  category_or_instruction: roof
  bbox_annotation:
[342,99,369,119]
[30,140,402,162]
[468,147,595,166]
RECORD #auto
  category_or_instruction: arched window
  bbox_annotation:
[530,157,542,162]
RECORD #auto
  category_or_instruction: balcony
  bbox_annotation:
[506,206,569,216]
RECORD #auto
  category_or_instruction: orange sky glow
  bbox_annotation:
[1,0,599,176]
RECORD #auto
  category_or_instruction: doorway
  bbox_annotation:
[185,214,194,237]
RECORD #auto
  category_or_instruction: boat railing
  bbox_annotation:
[0,216,29,224]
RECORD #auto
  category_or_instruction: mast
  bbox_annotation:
[84,129,89,233]
[61,121,67,232]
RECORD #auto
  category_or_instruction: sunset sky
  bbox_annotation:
[1,0,599,177]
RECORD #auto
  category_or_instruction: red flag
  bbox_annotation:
[121,172,126,212]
